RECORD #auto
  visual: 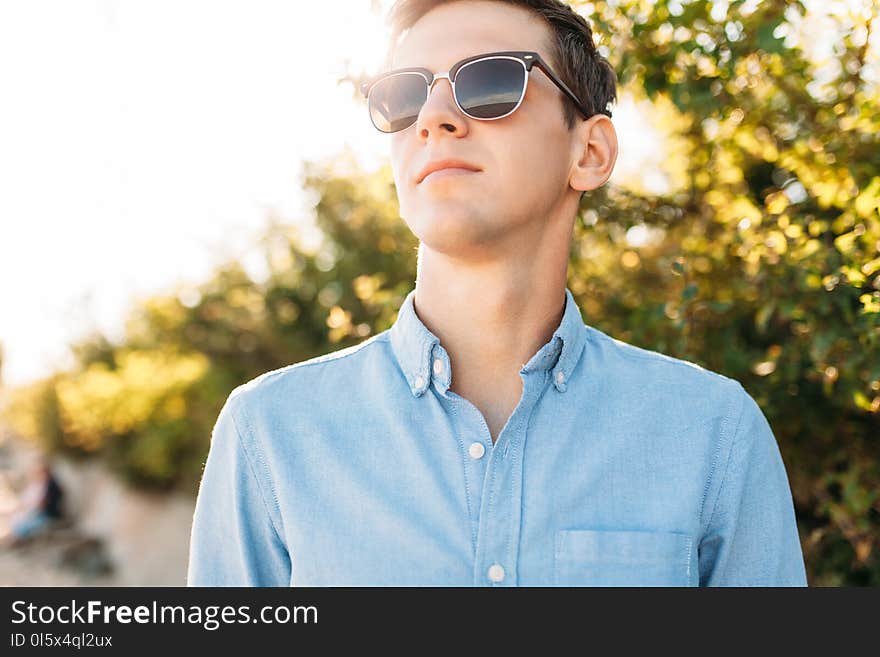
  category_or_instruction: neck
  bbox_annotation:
[411,240,569,389]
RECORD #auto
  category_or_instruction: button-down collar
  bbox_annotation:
[389,287,588,397]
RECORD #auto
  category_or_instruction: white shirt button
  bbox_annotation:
[414,375,425,389]
[487,563,505,583]
[433,358,444,375]
[556,370,565,385]
[468,442,485,459]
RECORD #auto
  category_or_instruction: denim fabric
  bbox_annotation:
[186,286,808,586]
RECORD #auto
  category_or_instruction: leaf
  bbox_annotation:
[755,301,776,334]
[854,177,880,219]
[756,19,786,55]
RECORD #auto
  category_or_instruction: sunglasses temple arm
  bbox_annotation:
[535,63,596,119]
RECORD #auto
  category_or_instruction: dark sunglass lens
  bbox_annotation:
[455,58,525,119]
[368,73,427,133]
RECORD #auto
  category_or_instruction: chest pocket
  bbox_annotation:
[554,529,694,586]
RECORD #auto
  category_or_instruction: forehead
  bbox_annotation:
[389,0,552,70]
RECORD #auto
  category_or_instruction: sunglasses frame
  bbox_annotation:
[359,50,596,134]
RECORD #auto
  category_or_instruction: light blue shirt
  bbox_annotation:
[186,286,808,586]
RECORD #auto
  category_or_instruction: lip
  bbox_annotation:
[421,168,480,184]
[416,159,481,184]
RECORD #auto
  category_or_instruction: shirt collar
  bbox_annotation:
[389,287,588,397]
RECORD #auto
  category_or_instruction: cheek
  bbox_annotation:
[495,129,569,200]
[390,140,405,187]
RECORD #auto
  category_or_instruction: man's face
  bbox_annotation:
[388,0,585,258]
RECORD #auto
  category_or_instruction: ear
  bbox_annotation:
[568,114,618,193]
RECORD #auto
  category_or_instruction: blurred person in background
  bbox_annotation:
[0,456,64,548]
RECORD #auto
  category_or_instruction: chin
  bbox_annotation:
[410,214,500,258]
[411,208,474,236]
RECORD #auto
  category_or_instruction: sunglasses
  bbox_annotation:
[360,50,598,134]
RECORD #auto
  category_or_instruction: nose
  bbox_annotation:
[416,73,467,138]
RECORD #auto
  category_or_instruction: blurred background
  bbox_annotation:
[0,0,877,586]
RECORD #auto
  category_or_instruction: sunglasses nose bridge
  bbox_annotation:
[427,71,453,94]
[421,71,459,117]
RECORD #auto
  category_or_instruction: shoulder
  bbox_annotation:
[581,324,751,428]
[225,331,394,413]
[586,325,738,386]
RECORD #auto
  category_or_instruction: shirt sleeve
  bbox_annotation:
[698,382,808,586]
[186,388,292,586]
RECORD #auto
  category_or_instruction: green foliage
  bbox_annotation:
[1,0,877,584]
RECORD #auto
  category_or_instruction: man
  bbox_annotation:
[187,0,808,586]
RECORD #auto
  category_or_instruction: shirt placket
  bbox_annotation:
[431,343,551,587]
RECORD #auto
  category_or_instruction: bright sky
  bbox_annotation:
[0,0,866,388]
[0,0,395,386]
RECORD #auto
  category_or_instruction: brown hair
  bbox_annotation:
[384,0,618,130]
